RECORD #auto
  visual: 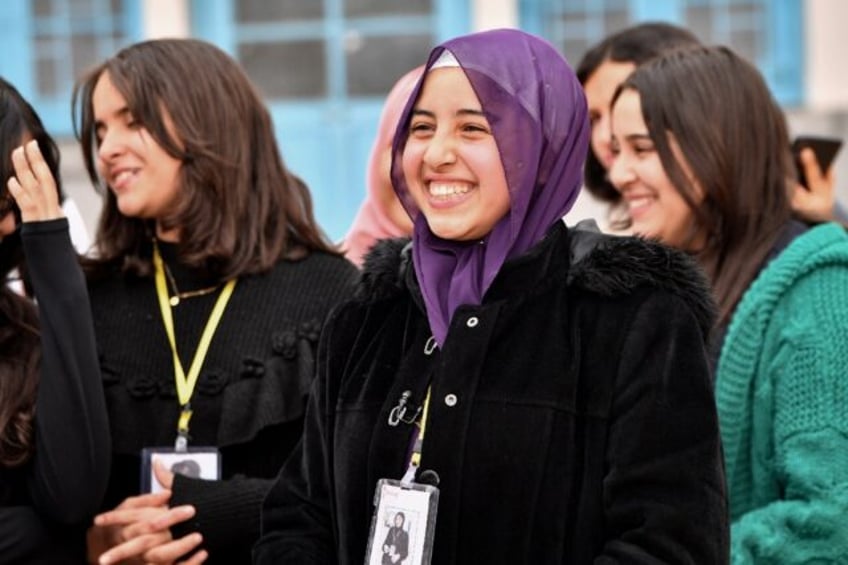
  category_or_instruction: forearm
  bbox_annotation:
[22,219,110,523]
[169,474,271,557]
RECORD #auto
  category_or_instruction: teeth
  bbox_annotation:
[429,183,471,197]
[628,196,652,210]
[114,170,134,185]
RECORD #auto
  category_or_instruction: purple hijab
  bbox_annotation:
[390,29,589,346]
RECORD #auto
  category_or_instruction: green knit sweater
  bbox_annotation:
[717,222,848,564]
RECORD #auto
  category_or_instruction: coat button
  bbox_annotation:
[444,393,458,407]
[466,316,479,327]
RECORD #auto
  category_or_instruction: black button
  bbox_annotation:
[418,469,440,487]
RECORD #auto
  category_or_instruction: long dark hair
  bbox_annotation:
[73,39,339,281]
[0,288,39,468]
[576,23,700,205]
[0,77,52,467]
[613,46,793,325]
[0,76,66,296]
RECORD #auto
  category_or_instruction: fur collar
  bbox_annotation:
[357,222,716,339]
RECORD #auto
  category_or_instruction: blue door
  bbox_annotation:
[192,0,470,241]
[0,0,143,137]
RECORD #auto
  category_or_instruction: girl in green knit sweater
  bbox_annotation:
[609,45,848,563]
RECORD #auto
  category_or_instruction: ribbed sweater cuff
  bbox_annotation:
[170,474,271,555]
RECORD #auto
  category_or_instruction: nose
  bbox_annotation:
[592,114,613,166]
[607,151,634,192]
[97,127,125,164]
[422,130,456,169]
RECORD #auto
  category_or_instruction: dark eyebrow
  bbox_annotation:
[624,133,653,142]
[410,108,486,118]
[94,107,132,134]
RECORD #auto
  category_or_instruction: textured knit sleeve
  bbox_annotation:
[20,218,110,524]
[169,473,271,556]
[730,264,848,564]
[597,290,729,563]
[253,304,348,564]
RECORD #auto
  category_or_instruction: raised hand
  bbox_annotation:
[7,139,63,223]
[792,147,837,224]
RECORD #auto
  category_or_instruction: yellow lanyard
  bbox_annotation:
[152,245,236,445]
[399,387,432,487]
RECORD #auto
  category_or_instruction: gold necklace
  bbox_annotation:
[161,260,220,307]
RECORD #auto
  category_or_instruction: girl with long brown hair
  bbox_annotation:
[610,45,848,561]
[68,39,357,564]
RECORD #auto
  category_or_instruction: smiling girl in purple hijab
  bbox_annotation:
[256,29,728,564]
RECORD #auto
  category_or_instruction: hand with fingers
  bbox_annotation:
[792,147,837,224]
[87,463,206,565]
[7,139,64,223]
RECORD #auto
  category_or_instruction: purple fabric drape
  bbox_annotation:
[391,29,589,345]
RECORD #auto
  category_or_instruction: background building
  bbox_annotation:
[0,0,845,241]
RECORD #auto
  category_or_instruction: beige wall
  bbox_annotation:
[805,0,848,110]
[142,0,190,39]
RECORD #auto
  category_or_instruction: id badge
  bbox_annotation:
[140,447,221,493]
[365,478,439,565]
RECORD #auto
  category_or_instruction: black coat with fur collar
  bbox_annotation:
[256,221,729,564]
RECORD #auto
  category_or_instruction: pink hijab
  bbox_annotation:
[342,66,425,267]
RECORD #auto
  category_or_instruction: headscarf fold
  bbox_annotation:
[390,29,589,345]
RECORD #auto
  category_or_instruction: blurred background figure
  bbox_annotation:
[568,22,700,231]
[342,66,423,267]
[0,77,90,295]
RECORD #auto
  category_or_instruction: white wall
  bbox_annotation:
[805,0,848,111]
[472,0,518,30]
[142,0,190,39]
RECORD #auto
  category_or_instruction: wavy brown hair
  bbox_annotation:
[0,77,49,467]
[0,288,39,468]
[73,39,339,281]
[0,76,66,296]
[613,46,793,325]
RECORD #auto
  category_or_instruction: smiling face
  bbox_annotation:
[608,89,703,250]
[401,67,510,241]
[92,71,183,240]
[583,60,635,171]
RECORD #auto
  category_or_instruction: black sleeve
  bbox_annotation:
[0,506,52,563]
[20,218,111,524]
[169,474,271,556]
[253,306,344,564]
[596,291,729,563]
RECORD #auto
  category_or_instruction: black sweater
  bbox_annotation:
[0,219,109,564]
[88,242,357,564]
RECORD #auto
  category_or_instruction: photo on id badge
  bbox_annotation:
[367,480,436,565]
[141,447,220,493]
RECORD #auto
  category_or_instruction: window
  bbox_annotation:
[521,0,802,105]
[0,0,142,136]
[192,0,470,240]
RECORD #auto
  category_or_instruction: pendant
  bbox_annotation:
[169,296,180,307]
